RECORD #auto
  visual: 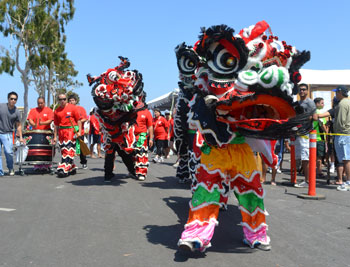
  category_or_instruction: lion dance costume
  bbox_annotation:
[176,21,312,252]
[87,57,149,181]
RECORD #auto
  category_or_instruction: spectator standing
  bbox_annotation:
[153,108,169,163]
[53,94,82,177]
[295,83,316,188]
[313,97,327,178]
[164,110,176,159]
[89,110,103,158]
[133,108,154,180]
[332,86,350,191]
[68,95,88,169]
[0,92,24,176]
[27,96,54,171]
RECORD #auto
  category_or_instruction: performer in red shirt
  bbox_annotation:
[153,108,169,163]
[89,110,103,158]
[53,93,82,177]
[133,108,154,180]
[68,95,89,169]
[27,97,54,131]
[27,97,54,172]
[164,110,177,159]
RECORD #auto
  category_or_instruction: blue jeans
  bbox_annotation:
[0,133,14,176]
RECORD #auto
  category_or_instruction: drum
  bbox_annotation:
[23,130,53,163]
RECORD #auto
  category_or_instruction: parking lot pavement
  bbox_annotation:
[0,153,349,267]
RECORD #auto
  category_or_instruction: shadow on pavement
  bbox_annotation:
[89,167,105,172]
[144,196,253,262]
[67,174,128,186]
[141,176,191,190]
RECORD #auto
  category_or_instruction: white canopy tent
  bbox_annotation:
[300,69,350,85]
[146,69,350,112]
[147,88,180,111]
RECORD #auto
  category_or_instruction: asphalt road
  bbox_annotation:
[0,152,349,267]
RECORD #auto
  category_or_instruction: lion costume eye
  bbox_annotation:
[179,56,196,73]
[207,43,239,75]
[176,47,199,75]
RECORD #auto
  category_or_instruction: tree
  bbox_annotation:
[0,0,77,123]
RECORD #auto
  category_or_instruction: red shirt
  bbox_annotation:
[153,116,169,140]
[54,103,81,127]
[168,118,174,138]
[134,109,153,135]
[74,106,88,135]
[27,106,54,130]
[89,114,100,135]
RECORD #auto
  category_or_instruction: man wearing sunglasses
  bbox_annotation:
[294,83,316,188]
[53,93,82,178]
[0,92,24,176]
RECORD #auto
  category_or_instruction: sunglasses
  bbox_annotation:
[10,98,17,101]
[59,98,67,101]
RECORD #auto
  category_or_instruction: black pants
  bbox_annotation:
[104,144,135,176]
[155,139,167,157]
[78,137,87,165]
[80,153,87,165]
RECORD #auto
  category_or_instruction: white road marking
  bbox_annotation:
[55,185,65,189]
[0,208,16,212]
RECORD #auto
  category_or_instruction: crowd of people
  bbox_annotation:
[0,92,177,181]
[1,85,350,192]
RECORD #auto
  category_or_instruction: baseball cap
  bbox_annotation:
[332,85,348,96]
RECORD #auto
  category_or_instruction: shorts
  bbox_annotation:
[334,135,350,162]
[316,141,325,158]
[295,135,309,161]
[92,134,101,144]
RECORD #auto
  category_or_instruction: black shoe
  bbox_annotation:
[70,169,77,175]
[104,173,114,182]
[57,170,69,178]
[82,164,88,170]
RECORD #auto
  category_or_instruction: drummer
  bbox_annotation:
[27,97,54,172]
[27,97,54,131]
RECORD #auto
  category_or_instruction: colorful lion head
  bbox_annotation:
[87,56,144,115]
[175,21,312,139]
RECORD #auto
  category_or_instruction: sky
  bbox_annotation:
[1,0,350,112]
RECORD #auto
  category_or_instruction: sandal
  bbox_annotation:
[330,180,343,185]
[271,181,276,186]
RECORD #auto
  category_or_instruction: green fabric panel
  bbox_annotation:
[230,132,245,144]
[136,132,147,147]
[200,142,212,155]
[192,186,220,208]
[59,126,73,129]
[74,125,80,155]
[234,191,264,213]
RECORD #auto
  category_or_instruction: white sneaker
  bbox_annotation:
[138,175,145,181]
[337,181,350,191]
[276,168,282,174]
[159,156,164,163]
[9,169,15,176]
[173,161,179,168]
[294,181,308,188]
[329,165,335,174]
[153,157,159,163]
